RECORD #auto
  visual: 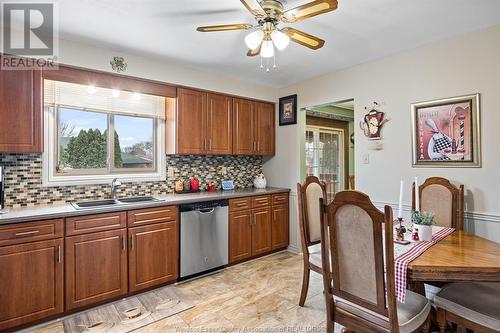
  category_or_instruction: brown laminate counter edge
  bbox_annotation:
[0,187,290,225]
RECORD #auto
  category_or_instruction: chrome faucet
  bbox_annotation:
[111,178,121,200]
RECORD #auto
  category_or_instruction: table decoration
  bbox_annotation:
[412,210,434,241]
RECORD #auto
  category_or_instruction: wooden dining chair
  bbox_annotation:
[412,177,464,230]
[319,191,431,333]
[435,282,500,333]
[297,176,328,307]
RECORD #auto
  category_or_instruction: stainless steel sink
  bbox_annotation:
[72,196,163,209]
[118,196,161,203]
[72,199,120,209]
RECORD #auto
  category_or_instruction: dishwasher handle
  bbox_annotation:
[198,208,215,214]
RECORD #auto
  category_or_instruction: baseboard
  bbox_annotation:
[287,244,301,254]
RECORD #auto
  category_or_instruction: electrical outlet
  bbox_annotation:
[220,166,227,175]
[362,154,370,164]
[167,167,175,178]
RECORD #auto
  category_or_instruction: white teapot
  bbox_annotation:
[253,173,267,189]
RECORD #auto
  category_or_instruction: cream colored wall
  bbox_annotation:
[264,24,500,248]
[57,39,276,102]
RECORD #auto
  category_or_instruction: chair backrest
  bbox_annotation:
[320,191,398,328]
[297,176,328,250]
[412,177,464,230]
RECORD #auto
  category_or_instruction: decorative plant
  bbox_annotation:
[411,210,435,226]
[110,56,127,73]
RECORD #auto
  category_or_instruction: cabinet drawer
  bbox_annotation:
[229,197,252,212]
[128,206,178,227]
[252,195,271,208]
[272,193,289,205]
[0,219,63,247]
[66,212,126,236]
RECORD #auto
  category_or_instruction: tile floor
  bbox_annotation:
[25,251,345,333]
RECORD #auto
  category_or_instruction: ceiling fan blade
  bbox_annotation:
[281,0,338,23]
[240,0,266,17]
[247,42,262,57]
[197,24,252,32]
[282,27,325,50]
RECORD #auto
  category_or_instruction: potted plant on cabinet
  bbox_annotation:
[411,211,435,241]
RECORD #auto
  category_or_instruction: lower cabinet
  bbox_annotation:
[229,193,289,264]
[271,204,289,250]
[65,229,128,310]
[251,207,272,256]
[229,210,253,263]
[0,239,64,331]
[128,221,178,292]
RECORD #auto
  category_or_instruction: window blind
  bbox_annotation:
[44,79,166,119]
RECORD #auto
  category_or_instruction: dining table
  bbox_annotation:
[407,230,500,283]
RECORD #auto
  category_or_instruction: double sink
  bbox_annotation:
[72,196,163,210]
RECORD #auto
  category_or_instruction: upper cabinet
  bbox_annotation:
[0,57,42,153]
[233,99,275,156]
[168,88,275,156]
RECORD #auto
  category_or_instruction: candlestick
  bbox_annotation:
[398,180,404,219]
[414,177,420,212]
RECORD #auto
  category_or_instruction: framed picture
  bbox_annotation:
[279,94,297,126]
[411,93,481,167]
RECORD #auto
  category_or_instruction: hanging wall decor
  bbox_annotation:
[279,94,297,126]
[411,94,481,168]
[360,102,388,140]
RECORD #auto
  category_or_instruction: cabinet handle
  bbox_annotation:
[130,235,133,250]
[209,139,212,151]
[57,245,61,264]
[121,235,125,251]
[253,141,256,151]
[274,211,276,221]
[236,202,246,207]
[15,230,39,237]
[257,141,260,151]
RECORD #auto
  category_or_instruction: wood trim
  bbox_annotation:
[43,65,177,97]
[306,116,350,190]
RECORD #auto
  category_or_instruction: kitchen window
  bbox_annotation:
[43,79,166,185]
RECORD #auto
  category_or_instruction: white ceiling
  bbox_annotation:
[50,0,500,87]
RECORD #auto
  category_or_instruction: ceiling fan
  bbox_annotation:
[196,0,338,68]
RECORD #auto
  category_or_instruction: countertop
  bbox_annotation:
[0,187,290,225]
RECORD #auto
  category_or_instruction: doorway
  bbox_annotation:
[302,99,354,201]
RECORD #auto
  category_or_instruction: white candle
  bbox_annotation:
[414,177,420,212]
[398,180,404,219]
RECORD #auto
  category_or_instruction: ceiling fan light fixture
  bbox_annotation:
[245,30,264,50]
[260,40,274,58]
[271,30,290,50]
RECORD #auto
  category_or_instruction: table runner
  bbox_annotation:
[395,227,455,303]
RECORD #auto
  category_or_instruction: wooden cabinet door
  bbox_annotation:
[232,98,255,155]
[65,229,128,310]
[0,58,42,153]
[251,207,272,256]
[177,88,206,154]
[0,239,63,331]
[271,204,289,250]
[129,222,178,292]
[255,102,275,155]
[229,210,252,263]
[206,93,232,155]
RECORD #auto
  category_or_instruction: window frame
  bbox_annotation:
[43,104,166,186]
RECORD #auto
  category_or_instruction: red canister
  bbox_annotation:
[190,178,200,191]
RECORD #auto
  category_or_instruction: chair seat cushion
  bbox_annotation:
[434,282,500,331]
[308,244,322,268]
[335,290,430,333]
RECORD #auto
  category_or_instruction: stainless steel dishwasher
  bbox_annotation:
[179,200,228,280]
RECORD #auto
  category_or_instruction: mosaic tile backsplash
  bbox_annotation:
[0,154,262,208]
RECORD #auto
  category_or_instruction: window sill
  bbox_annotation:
[42,172,166,187]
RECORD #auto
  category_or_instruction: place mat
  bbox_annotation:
[23,285,193,333]
[395,227,455,303]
